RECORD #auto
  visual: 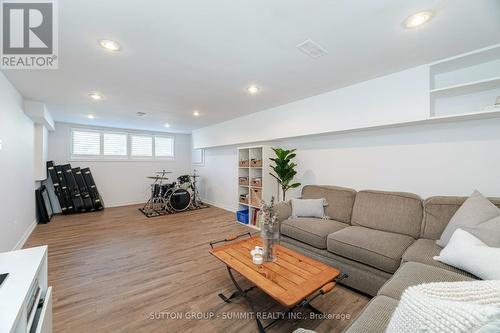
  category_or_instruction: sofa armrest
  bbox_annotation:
[274,200,292,224]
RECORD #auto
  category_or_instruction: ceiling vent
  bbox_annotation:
[136,112,147,116]
[296,39,328,58]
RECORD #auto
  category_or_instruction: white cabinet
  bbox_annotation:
[0,246,52,333]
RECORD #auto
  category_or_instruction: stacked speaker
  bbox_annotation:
[46,161,104,214]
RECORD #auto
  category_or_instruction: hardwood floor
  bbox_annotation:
[24,205,369,333]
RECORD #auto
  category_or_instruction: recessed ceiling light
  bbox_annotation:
[247,85,261,95]
[88,92,104,101]
[87,114,95,119]
[403,11,434,29]
[164,123,170,128]
[99,39,121,51]
[193,110,200,117]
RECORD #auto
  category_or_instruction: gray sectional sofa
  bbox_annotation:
[275,185,500,333]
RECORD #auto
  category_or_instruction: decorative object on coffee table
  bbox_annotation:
[269,147,301,201]
[260,197,279,262]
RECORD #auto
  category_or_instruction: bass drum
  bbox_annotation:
[168,188,192,212]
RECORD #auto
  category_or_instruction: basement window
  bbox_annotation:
[70,128,175,161]
[131,135,153,157]
[154,136,174,158]
[103,132,128,157]
[71,129,101,157]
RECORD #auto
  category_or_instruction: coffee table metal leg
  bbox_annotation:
[300,300,323,315]
[218,285,256,303]
[226,266,266,333]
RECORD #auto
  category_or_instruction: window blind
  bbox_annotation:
[131,135,153,156]
[155,136,174,157]
[72,130,100,155]
[103,133,127,156]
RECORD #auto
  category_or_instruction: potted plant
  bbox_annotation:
[269,148,301,201]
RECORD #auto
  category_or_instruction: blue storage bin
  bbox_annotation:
[236,209,249,224]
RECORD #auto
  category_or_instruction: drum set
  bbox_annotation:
[140,170,207,217]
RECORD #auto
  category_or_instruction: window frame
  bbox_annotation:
[70,128,102,159]
[154,135,175,160]
[130,134,154,159]
[102,131,129,159]
[69,127,175,162]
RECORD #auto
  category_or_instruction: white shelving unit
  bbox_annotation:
[236,146,276,230]
[429,44,500,118]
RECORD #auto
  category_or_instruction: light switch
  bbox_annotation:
[0,139,3,150]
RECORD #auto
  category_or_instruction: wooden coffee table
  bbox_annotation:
[210,233,345,332]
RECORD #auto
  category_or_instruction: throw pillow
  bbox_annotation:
[291,198,328,219]
[386,280,500,333]
[463,215,500,247]
[434,229,500,280]
[437,190,500,247]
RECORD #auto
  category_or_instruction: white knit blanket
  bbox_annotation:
[386,280,500,333]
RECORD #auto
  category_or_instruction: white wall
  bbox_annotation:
[48,123,192,208]
[33,124,49,181]
[196,118,500,211]
[193,66,429,148]
[0,72,37,252]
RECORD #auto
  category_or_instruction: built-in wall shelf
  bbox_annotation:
[429,76,500,97]
[429,44,500,118]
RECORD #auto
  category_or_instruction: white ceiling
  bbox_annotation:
[3,0,500,133]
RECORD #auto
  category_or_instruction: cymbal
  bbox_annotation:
[156,171,172,174]
[147,176,169,180]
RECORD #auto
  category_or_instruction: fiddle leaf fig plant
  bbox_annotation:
[269,148,301,201]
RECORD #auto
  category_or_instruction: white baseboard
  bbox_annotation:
[202,199,238,212]
[13,219,37,251]
[105,200,146,208]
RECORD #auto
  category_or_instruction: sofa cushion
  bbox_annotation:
[422,196,500,240]
[291,198,327,218]
[378,262,474,300]
[351,190,422,238]
[464,215,500,247]
[280,218,348,249]
[327,226,414,273]
[434,229,500,280]
[301,185,356,224]
[402,238,477,278]
[343,295,398,333]
[437,190,500,247]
